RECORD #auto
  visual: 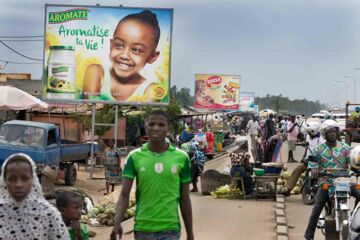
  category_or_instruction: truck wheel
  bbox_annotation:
[65,164,77,186]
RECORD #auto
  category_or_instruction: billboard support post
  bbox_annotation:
[115,105,118,147]
[90,103,95,179]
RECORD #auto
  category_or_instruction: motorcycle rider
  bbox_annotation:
[283,121,324,196]
[304,119,360,240]
[350,145,360,237]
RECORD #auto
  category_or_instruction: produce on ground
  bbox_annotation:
[276,169,306,195]
[210,184,244,199]
[81,199,136,227]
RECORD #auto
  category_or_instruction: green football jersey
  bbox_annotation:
[123,143,191,232]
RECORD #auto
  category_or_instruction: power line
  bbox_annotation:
[0,39,44,42]
[0,41,42,61]
[0,35,43,38]
[0,59,42,65]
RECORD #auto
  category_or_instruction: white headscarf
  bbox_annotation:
[0,153,70,240]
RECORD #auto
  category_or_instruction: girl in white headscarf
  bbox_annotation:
[0,153,70,240]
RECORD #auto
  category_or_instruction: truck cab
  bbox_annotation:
[0,120,97,187]
[0,120,60,169]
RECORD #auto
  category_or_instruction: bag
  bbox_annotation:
[297,131,305,141]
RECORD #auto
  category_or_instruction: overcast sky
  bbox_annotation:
[1,0,360,105]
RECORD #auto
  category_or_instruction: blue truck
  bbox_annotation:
[0,120,98,186]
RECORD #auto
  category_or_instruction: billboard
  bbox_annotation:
[239,92,255,112]
[43,5,173,105]
[194,74,240,110]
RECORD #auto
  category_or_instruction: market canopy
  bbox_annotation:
[0,86,48,110]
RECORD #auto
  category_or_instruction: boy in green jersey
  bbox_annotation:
[110,110,194,240]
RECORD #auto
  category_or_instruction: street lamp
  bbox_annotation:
[336,80,348,103]
[329,86,342,108]
[344,76,357,103]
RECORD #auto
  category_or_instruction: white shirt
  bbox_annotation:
[306,135,325,158]
[247,120,259,135]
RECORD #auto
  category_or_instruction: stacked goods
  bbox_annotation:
[81,199,136,227]
[276,171,306,195]
[211,184,245,199]
[210,185,230,199]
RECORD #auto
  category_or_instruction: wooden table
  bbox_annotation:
[252,175,280,201]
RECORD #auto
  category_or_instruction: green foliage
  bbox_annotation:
[70,105,115,138]
[170,86,194,106]
[166,100,182,137]
[255,94,326,116]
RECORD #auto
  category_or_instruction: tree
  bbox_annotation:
[170,85,194,106]
[166,100,182,138]
[71,105,115,138]
[255,94,326,116]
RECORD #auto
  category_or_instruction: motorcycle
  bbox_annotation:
[300,153,318,205]
[301,168,319,205]
[351,201,360,240]
[317,169,353,240]
[350,169,360,240]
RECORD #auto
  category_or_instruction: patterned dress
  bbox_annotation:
[104,148,122,184]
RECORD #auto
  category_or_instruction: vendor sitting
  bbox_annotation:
[230,137,254,195]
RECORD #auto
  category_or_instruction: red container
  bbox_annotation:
[205,132,214,154]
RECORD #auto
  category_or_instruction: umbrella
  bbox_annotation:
[0,86,48,110]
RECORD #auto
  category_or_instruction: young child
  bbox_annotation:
[0,153,69,239]
[83,10,161,101]
[57,191,89,240]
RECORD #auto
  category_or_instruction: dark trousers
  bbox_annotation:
[304,186,360,239]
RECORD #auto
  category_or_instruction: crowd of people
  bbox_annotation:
[2,108,360,240]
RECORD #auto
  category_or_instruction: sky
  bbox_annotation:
[1,0,360,105]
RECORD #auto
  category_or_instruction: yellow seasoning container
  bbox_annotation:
[47,45,75,96]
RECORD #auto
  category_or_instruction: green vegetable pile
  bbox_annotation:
[210,184,244,199]
[81,199,136,227]
[276,171,306,195]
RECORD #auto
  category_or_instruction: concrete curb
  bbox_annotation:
[275,195,289,240]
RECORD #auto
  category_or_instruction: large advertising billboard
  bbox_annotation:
[239,92,255,112]
[194,74,240,110]
[43,5,173,105]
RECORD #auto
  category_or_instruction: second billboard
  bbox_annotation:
[194,74,240,110]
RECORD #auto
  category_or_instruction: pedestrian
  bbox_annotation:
[57,191,89,240]
[283,122,324,196]
[264,113,276,141]
[280,117,288,134]
[190,142,205,192]
[287,115,299,163]
[103,139,122,195]
[246,116,259,146]
[110,110,194,240]
[0,153,69,239]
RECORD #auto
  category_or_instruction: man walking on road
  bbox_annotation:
[246,116,259,146]
[110,110,194,240]
[287,115,298,163]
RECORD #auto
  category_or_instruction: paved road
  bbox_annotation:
[69,138,356,240]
